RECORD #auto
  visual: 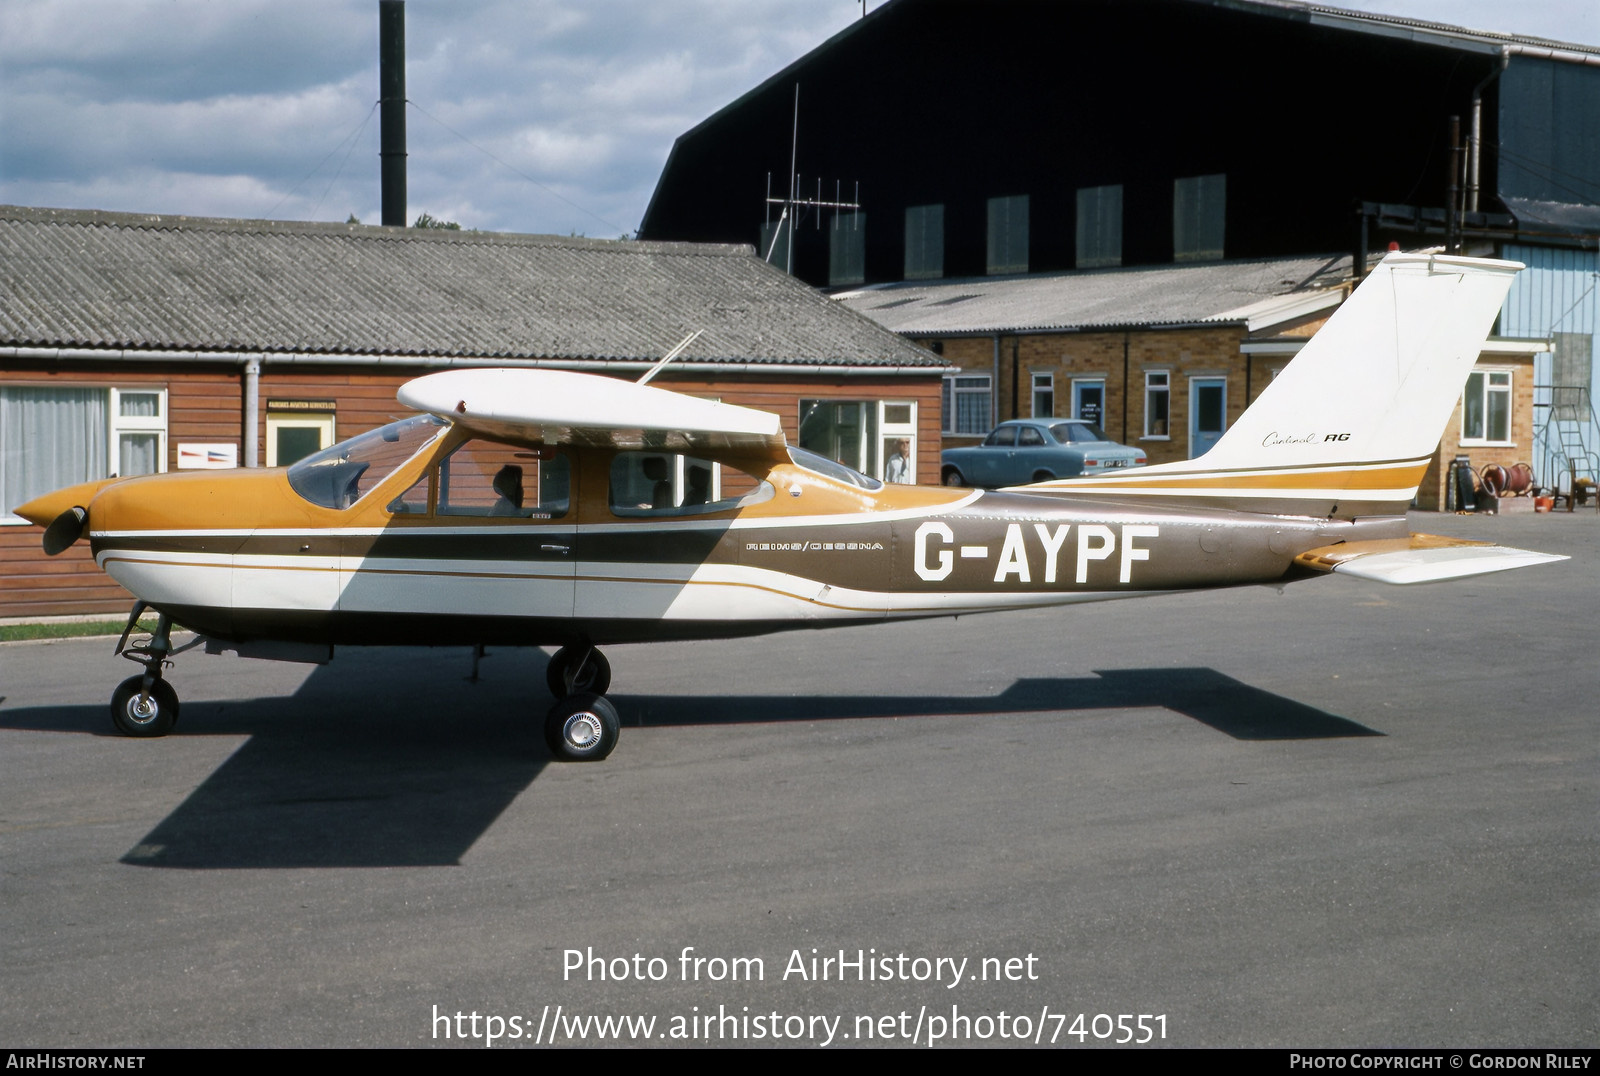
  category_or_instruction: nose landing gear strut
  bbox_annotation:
[109,602,197,737]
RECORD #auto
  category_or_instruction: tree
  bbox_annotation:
[413,213,461,230]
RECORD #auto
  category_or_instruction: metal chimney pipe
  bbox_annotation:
[379,1,406,227]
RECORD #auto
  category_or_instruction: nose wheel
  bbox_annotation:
[111,676,179,737]
[109,603,193,738]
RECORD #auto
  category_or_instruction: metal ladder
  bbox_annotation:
[1534,384,1600,511]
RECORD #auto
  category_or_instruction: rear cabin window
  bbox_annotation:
[609,452,773,517]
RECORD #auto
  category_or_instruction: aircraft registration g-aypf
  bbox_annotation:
[15,253,1566,761]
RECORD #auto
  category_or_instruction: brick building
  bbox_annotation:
[835,253,1541,507]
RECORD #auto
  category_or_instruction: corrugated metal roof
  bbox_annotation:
[1259,0,1600,60]
[832,255,1353,335]
[0,205,941,369]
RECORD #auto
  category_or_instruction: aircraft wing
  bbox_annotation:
[1294,533,1567,585]
[397,368,789,457]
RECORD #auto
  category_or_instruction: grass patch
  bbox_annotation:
[0,618,159,643]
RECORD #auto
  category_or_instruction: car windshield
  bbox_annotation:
[787,446,884,491]
[1051,421,1108,444]
[288,414,446,509]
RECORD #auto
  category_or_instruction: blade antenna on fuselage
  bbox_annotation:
[636,329,704,386]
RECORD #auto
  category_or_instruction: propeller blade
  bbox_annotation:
[42,507,87,556]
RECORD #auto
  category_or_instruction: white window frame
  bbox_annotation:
[1031,372,1054,418]
[942,374,993,435]
[798,398,917,479]
[110,388,168,477]
[1143,370,1171,440]
[1461,368,1514,446]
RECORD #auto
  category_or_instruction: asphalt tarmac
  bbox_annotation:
[1,510,1595,1048]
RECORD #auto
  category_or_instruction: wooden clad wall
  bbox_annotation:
[2,360,942,620]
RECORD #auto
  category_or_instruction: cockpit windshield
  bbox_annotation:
[287,414,446,509]
[786,446,884,491]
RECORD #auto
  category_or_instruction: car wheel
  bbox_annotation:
[1031,470,1055,483]
[942,468,965,486]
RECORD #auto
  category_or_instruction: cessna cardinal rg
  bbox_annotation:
[13,253,1566,761]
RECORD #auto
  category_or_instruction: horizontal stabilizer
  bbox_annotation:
[1294,533,1567,585]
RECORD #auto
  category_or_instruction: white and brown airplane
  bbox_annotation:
[14,253,1565,761]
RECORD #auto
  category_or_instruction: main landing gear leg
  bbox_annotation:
[543,644,619,762]
[110,603,183,737]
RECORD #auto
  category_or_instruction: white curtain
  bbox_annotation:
[0,387,108,515]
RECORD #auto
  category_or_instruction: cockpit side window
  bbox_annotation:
[288,414,445,510]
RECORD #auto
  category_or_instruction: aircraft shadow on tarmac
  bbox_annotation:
[2,655,1376,870]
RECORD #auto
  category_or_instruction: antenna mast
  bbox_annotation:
[762,83,861,275]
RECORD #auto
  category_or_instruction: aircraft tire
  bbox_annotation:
[544,693,620,762]
[546,646,611,698]
[111,676,179,737]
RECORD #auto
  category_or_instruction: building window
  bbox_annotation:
[829,211,866,286]
[1462,369,1513,444]
[1076,184,1123,268]
[1144,371,1170,438]
[1,386,168,523]
[799,399,917,482]
[987,195,1029,275]
[905,204,944,280]
[942,374,992,435]
[1174,174,1226,262]
[1031,373,1054,418]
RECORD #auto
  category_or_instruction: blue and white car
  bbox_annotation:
[940,419,1147,488]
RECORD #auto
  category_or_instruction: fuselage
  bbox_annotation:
[72,422,1407,649]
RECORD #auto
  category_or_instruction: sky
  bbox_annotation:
[1,0,1596,239]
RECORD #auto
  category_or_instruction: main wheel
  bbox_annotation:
[544,693,620,762]
[111,676,179,737]
[545,645,611,698]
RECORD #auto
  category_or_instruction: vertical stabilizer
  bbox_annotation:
[1025,253,1521,516]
